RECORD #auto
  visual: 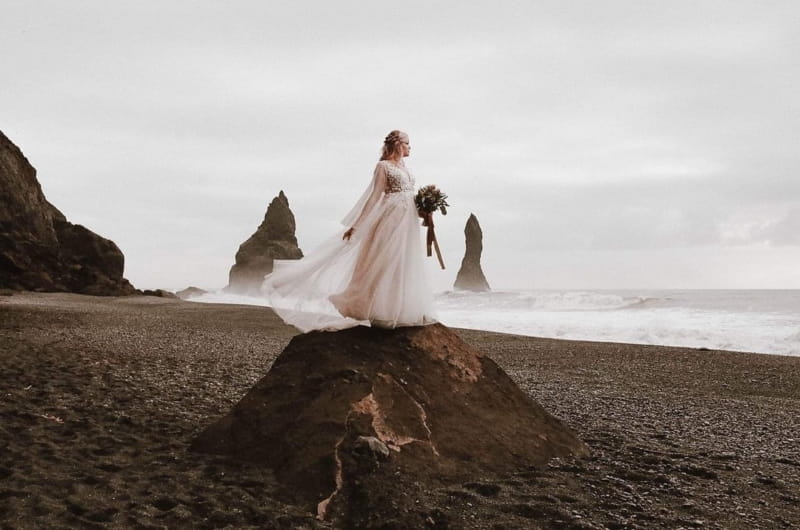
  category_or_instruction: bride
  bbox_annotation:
[261,130,437,332]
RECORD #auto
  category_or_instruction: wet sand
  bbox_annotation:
[1,292,798,529]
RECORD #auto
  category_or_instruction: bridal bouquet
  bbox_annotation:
[414,185,449,269]
[415,185,449,216]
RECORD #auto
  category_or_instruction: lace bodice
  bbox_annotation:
[382,161,415,193]
[341,160,417,230]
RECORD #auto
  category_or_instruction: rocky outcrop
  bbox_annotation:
[175,286,207,300]
[191,323,588,526]
[0,130,136,295]
[454,213,491,291]
[226,191,303,295]
[141,289,178,299]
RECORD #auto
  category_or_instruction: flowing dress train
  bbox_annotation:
[261,160,437,332]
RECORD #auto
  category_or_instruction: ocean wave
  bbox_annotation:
[619,297,672,310]
[436,290,654,312]
[437,305,800,356]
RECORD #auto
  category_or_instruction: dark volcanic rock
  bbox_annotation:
[454,213,491,292]
[226,191,303,295]
[0,130,136,295]
[191,323,588,526]
[141,289,178,299]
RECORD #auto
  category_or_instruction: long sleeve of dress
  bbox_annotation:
[341,162,387,229]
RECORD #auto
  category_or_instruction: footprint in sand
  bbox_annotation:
[464,482,502,497]
[96,462,123,473]
[151,497,178,511]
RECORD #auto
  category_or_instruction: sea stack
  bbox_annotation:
[454,213,491,292]
[192,323,588,527]
[226,191,303,295]
[0,130,136,295]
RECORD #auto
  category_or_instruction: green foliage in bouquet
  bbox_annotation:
[415,185,449,216]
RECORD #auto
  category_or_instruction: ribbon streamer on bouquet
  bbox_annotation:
[422,212,446,270]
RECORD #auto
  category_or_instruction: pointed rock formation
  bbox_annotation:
[191,323,588,526]
[226,191,303,295]
[0,130,136,295]
[454,213,491,291]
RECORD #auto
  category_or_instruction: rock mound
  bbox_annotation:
[175,286,207,300]
[454,213,491,292]
[0,130,136,295]
[226,191,303,295]
[192,323,588,526]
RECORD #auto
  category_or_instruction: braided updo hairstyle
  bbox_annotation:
[380,130,406,161]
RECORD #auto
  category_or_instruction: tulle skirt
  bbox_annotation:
[261,192,437,332]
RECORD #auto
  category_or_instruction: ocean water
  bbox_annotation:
[192,289,800,356]
[436,289,800,356]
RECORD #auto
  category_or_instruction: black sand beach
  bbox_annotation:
[1,292,799,529]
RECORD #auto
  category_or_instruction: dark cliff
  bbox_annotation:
[0,130,136,295]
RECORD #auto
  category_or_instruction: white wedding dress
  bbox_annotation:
[261,160,437,332]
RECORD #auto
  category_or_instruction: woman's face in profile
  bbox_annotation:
[400,134,410,157]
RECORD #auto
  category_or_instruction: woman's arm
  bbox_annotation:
[343,162,387,240]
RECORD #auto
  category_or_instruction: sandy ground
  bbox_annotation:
[1,292,799,529]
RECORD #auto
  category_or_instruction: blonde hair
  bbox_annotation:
[380,130,406,161]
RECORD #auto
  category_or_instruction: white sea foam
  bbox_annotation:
[189,291,270,307]
[190,289,800,357]
[435,290,800,356]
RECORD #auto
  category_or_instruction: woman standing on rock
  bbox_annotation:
[262,130,437,332]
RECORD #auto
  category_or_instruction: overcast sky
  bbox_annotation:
[3,1,799,291]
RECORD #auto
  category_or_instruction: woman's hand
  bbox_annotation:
[343,227,355,240]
